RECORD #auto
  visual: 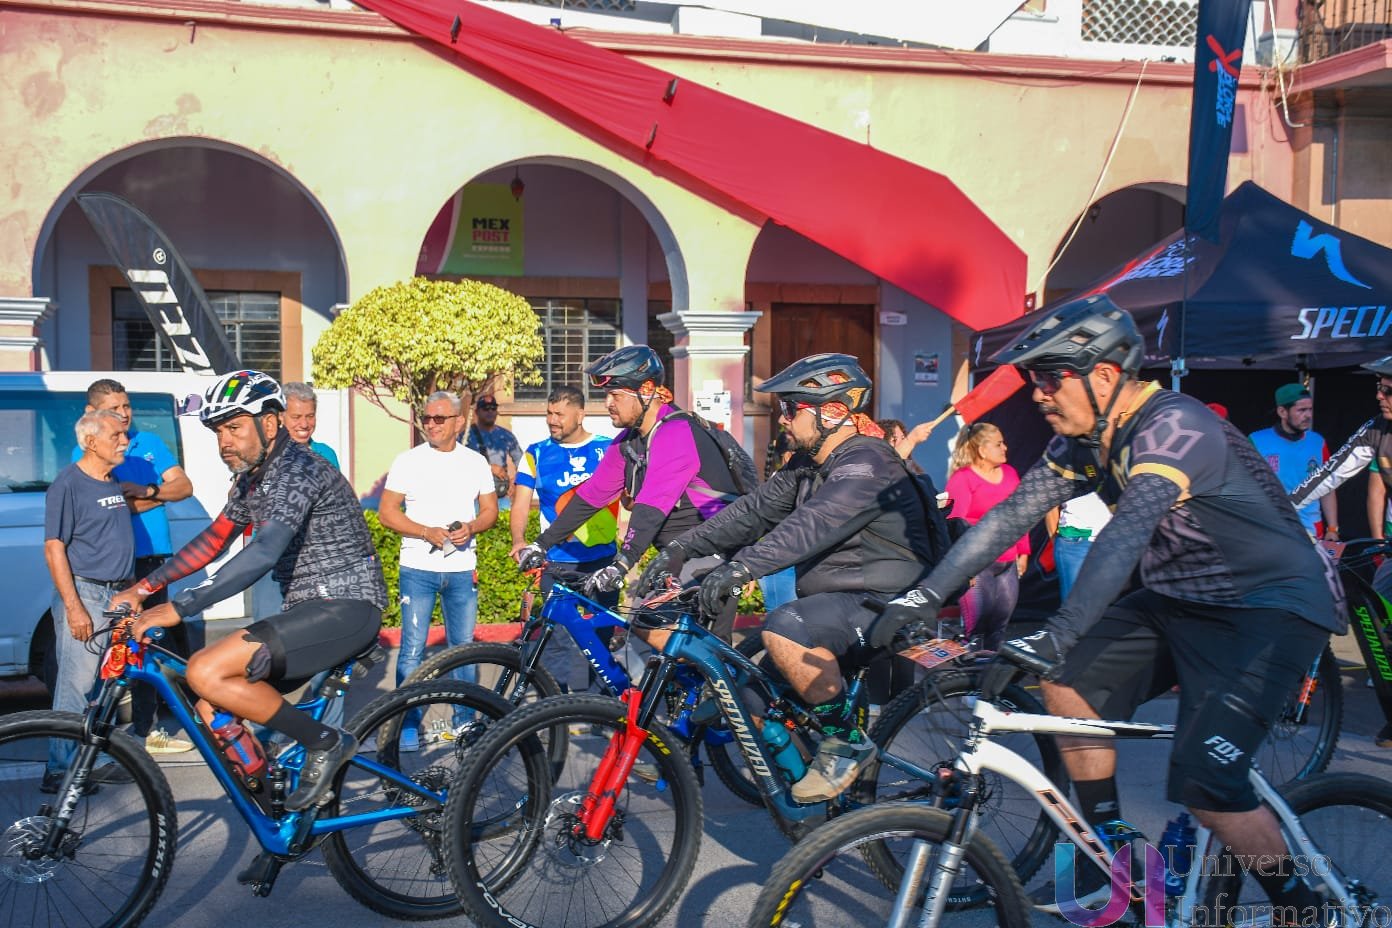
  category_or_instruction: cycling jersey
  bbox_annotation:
[141,432,387,616]
[1289,415,1392,511]
[535,403,739,564]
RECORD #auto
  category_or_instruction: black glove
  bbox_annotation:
[634,542,687,598]
[867,588,942,651]
[698,561,753,618]
[583,559,629,596]
[516,543,546,572]
[978,627,1066,702]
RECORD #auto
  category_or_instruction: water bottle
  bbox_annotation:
[1158,812,1196,896]
[762,720,807,783]
[211,711,268,781]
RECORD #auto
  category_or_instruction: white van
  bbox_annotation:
[0,371,347,682]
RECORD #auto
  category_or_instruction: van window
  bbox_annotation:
[0,391,183,493]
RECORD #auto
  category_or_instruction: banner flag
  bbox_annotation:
[1185,0,1248,242]
[76,193,240,374]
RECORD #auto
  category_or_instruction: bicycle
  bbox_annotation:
[403,567,766,804]
[0,609,517,927]
[436,584,1063,928]
[748,695,1392,927]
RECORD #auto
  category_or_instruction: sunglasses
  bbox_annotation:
[1377,384,1392,398]
[1026,369,1077,397]
[476,403,499,411]
[420,414,457,425]
[779,398,816,420]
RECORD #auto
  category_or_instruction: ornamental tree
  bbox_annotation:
[312,276,543,426]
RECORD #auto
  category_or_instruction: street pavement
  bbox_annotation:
[2,631,1389,928]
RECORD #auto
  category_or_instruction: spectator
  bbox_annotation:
[877,417,933,474]
[1044,494,1112,599]
[282,382,340,469]
[758,421,798,612]
[43,409,137,789]
[1250,383,1337,539]
[76,379,194,756]
[379,391,498,749]
[510,385,617,692]
[943,422,1029,651]
[465,393,521,509]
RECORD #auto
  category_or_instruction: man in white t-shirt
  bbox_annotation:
[378,390,497,748]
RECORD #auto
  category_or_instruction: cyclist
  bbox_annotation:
[516,345,744,629]
[113,370,387,814]
[635,353,945,802]
[870,296,1344,921]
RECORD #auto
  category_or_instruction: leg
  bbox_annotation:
[974,561,1020,653]
[47,582,108,773]
[396,567,441,735]
[763,633,842,705]
[439,570,479,726]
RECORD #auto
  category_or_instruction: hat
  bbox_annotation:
[1274,383,1310,408]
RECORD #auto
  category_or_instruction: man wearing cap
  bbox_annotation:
[1250,383,1338,540]
[465,393,521,509]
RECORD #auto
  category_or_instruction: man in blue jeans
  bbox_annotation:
[378,391,497,749]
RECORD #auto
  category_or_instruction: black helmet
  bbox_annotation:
[757,353,872,412]
[586,345,664,391]
[1362,355,1392,377]
[200,370,285,429]
[990,294,1144,376]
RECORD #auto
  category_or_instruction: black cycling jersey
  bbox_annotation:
[1289,415,1392,509]
[675,434,937,597]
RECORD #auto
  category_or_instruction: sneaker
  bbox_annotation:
[39,770,98,796]
[285,731,358,812]
[399,727,420,753]
[1376,723,1392,749]
[790,734,876,803]
[144,728,194,755]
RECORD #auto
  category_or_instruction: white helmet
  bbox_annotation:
[200,370,285,429]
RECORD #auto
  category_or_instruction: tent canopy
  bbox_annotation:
[976,182,1392,371]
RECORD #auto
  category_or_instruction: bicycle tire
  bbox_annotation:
[322,679,517,920]
[1254,644,1342,785]
[856,666,1067,902]
[0,709,178,928]
[703,632,770,807]
[747,802,1031,928]
[1196,772,1392,927]
[445,693,704,928]
[404,640,567,780]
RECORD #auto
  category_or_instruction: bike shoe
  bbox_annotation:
[285,731,358,812]
[790,734,875,803]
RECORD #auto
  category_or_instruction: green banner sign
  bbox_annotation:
[439,183,524,276]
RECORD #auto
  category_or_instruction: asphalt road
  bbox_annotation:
[2,631,1389,928]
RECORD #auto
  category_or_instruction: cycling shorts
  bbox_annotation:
[241,598,382,686]
[1052,588,1327,812]
[762,590,875,654]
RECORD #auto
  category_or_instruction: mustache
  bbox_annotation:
[1037,403,1062,416]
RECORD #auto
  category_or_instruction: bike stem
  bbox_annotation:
[578,688,651,841]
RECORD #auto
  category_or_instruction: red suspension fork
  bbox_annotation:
[578,688,650,840]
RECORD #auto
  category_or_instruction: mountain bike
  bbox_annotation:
[748,696,1392,927]
[437,585,1063,928]
[0,610,516,927]
[403,567,765,804]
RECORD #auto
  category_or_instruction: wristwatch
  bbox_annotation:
[145,483,160,500]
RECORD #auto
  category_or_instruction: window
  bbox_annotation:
[516,298,621,403]
[111,289,281,379]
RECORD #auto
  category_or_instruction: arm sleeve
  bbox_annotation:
[137,512,245,595]
[677,467,800,559]
[1291,419,1378,507]
[920,459,1079,602]
[535,444,624,549]
[616,421,703,562]
[1048,471,1182,651]
[170,519,295,618]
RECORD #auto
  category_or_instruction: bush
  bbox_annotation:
[365,507,539,627]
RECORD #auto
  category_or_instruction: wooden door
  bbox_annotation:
[769,303,876,402]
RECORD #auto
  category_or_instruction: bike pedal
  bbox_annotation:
[238,852,286,896]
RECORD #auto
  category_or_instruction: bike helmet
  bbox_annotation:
[200,370,285,429]
[586,345,665,391]
[989,294,1144,376]
[756,353,873,413]
[1362,355,1392,377]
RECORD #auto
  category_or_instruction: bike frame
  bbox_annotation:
[1335,540,1392,724]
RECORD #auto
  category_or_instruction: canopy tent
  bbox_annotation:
[353,0,1026,329]
[974,182,1392,371]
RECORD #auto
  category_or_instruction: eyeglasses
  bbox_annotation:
[420,414,457,425]
[779,398,816,420]
[1376,384,1392,398]
[1026,369,1077,397]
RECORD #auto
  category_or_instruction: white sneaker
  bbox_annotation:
[144,728,194,755]
[791,734,875,803]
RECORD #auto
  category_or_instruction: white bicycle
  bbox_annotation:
[749,699,1392,927]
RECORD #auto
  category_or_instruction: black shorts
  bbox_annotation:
[761,591,876,654]
[1052,588,1328,812]
[241,598,382,686]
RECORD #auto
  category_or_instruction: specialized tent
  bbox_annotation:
[975,182,1392,371]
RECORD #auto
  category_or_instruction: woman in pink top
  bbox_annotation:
[943,422,1029,651]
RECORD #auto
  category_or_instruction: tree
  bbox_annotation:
[312,276,544,426]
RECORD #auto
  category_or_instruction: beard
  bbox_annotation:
[223,449,259,474]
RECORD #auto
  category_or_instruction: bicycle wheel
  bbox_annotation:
[1253,645,1342,785]
[1196,773,1392,927]
[856,667,1066,903]
[404,640,567,780]
[748,802,1031,928]
[703,632,769,807]
[445,693,704,928]
[0,710,178,928]
[322,680,516,920]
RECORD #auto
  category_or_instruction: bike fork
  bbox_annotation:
[578,688,650,841]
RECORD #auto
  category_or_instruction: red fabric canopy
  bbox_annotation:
[356,0,1027,329]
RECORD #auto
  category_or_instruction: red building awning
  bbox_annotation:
[356,0,1027,329]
